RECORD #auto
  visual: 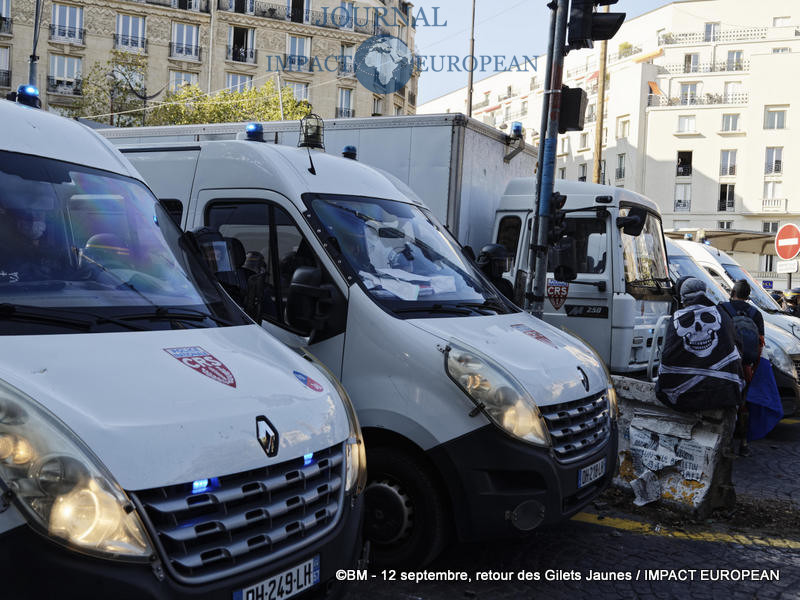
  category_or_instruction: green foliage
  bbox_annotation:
[145,80,312,126]
[67,51,149,127]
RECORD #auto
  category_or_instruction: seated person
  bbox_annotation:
[1,209,64,282]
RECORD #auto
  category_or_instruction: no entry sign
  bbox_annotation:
[775,224,800,261]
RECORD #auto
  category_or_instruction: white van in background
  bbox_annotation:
[0,96,365,599]
[112,122,619,569]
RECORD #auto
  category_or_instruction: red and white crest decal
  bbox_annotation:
[547,278,570,311]
[164,346,237,388]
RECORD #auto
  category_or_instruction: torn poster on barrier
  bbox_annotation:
[630,412,698,440]
[674,437,714,482]
[629,426,681,474]
[630,470,660,506]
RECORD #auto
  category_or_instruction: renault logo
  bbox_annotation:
[256,416,279,458]
[577,367,590,392]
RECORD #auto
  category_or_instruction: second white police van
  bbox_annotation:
[112,119,620,568]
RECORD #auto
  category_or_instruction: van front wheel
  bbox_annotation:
[364,447,449,569]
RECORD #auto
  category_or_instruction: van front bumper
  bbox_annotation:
[0,494,363,600]
[428,422,618,542]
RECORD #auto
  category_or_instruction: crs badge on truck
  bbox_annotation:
[256,416,279,457]
[164,346,237,388]
[547,279,569,311]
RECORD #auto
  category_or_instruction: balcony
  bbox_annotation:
[762,198,786,212]
[615,167,625,180]
[169,42,201,61]
[565,64,589,79]
[676,165,692,177]
[282,53,311,72]
[336,58,355,78]
[47,76,82,95]
[719,165,736,176]
[226,45,257,64]
[49,24,84,44]
[473,97,490,110]
[113,34,147,53]
[608,45,641,63]
[0,17,12,35]
[0,70,9,87]
[254,1,288,19]
[648,93,749,107]
[766,161,783,175]
[336,107,355,118]
[658,27,767,46]
[663,60,750,74]
[218,0,254,14]
[585,112,597,123]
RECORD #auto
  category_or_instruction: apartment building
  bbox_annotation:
[419,0,800,272]
[1,0,418,120]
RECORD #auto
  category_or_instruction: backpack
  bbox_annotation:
[722,303,760,365]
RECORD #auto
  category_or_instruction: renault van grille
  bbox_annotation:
[791,356,800,381]
[540,393,610,462]
[129,443,345,584]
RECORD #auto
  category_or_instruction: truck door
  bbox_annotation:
[493,211,530,306]
[193,190,348,377]
[542,212,613,361]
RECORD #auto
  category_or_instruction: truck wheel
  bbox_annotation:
[364,447,449,569]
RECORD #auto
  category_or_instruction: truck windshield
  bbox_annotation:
[621,209,670,294]
[0,151,249,334]
[308,195,515,316]
[722,262,782,313]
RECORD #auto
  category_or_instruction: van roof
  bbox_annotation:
[0,100,139,178]
[672,239,736,265]
[498,177,660,214]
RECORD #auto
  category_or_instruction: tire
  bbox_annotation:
[364,447,450,569]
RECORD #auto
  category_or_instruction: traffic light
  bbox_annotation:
[547,192,568,246]
[559,86,588,133]
[568,0,626,50]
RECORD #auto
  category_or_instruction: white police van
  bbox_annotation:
[0,91,365,599]
[106,118,619,568]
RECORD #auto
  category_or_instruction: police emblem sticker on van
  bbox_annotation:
[164,347,237,388]
[293,371,324,393]
[547,279,570,310]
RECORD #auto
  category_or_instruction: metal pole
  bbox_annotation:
[28,0,42,86]
[466,0,476,117]
[276,71,285,120]
[530,0,569,319]
[592,5,609,184]
[523,1,558,311]
[207,0,216,93]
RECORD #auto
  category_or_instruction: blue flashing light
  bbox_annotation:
[303,452,314,466]
[16,84,41,108]
[703,239,712,246]
[245,122,264,141]
[23,85,39,97]
[191,477,220,494]
[511,121,524,137]
[153,214,159,225]
[342,145,358,160]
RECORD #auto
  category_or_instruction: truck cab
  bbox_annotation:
[493,180,672,374]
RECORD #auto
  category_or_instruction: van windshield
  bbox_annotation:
[668,254,729,305]
[722,262,782,313]
[308,195,516,316]
[0,151,249,334]
[620,209,671,296]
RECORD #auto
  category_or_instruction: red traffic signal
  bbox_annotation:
[568,0,626,50]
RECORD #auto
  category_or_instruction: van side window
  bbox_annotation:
[549,218,608,274]
[705,266,731,292]
[159,199,183,225]
[495,216,521,268]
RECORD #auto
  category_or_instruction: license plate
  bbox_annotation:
[578,458,606,488]
[234,556,320,600]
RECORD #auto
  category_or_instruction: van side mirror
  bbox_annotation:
[617,206,647,237]
[286,267,344,339]
[551,237,578,282]
[462,245,476,262]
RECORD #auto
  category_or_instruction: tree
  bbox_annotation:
[66,51,150,127]
[145,80,312,126]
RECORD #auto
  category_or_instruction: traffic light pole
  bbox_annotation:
[529,0,570,319]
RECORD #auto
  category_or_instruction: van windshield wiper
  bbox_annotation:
[0,303,148,332]
[113,306,238,327]
[393,303,475,316]
[453,299,510,314]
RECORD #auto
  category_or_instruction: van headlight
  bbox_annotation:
[0,380,153,561]
[764,337,794,379]
[301,349,366,496]
[445,342,550,446]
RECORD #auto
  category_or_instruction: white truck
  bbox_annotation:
[101,120,618,569]
[0,94,366,599]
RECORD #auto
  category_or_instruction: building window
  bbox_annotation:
[578,163,587,181]
[171,22,200,59]
[718,221,733,230]
[559,167,566,179]
[722,113,739,131]
[773,47,791,53]
[48,54,81,89]
[678,115,696,133]
[560,137,569,153]
[338,44,354,75]
[723,81,742,102]
[764,255,775,272]
[579,132,589,149]
[763,221,779,233]
[284,34,309,70]
[764,180,783,199]
[395,105,403,116]
[704,22,720,42]
[0,46,8,77]
[616,153,625,180]
[288,81,308,101]
[372,96,383,116]
[677,151,692,176]
[773,16,790,27]
[674,183,691,211]
[602,127,608,145]
[766,147,783,174]
[226,72,252,92]
[228,26,256,63]
[616,116,630,138]
[718,184,735,211]
[680,83,698,105]
[726,50,744,71]
[521,100,528,115]
[169,70,197,91]
[0,0,8,18]
[720,150,737,176]
[764,106,787,129]
[683,53,699,73]
[51,3,84,42]
[115,14,146,50]
[337,87,354,118]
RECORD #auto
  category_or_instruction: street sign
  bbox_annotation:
[777,260,799,274]
[775,224,800,260]
[762,280,773,290]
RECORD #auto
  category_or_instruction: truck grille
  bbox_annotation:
[130,443,345,584]
[540,393,611,462]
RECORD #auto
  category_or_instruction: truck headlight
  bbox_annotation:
[445,342,550,446]
[764,337,794,379]
[301,349,366,496]
[0,380,153,561]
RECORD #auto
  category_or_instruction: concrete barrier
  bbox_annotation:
[612,375,737,518]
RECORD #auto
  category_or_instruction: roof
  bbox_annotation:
[0,100,139,178]
[497,177,660,213]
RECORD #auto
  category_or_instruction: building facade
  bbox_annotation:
[1,0,418,120]
[419,0,800,273]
